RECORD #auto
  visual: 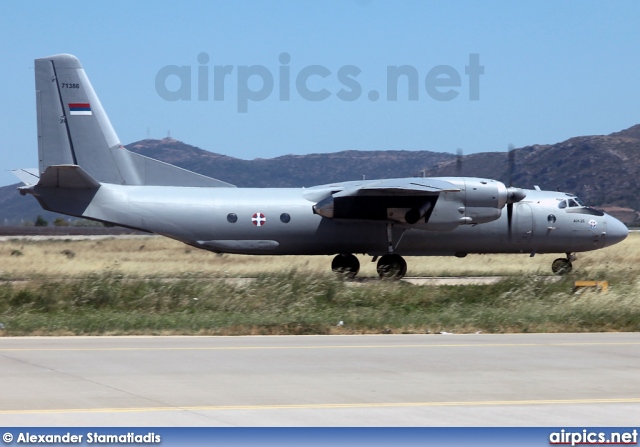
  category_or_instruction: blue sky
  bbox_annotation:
[1,0,639,186]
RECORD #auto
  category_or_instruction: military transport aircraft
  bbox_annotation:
[12,54,628,279]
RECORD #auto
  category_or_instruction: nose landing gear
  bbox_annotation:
[551,252,576,275]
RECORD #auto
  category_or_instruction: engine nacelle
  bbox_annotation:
[463,178,508,224]
[424,178,523,230]
[311,177,526,232]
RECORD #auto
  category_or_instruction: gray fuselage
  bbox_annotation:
[53,183,626,257]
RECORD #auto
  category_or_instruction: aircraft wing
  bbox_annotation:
[334,178,460,197]
[312,177,460,223]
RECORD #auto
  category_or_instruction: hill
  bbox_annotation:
[2,125,639,225]
[126,139,453,187]
[423,125,640,217]
[0,145,453,225]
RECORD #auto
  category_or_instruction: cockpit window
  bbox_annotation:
[559,196,590,210]
[560,196,603,216]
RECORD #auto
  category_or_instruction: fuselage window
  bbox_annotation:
[558,200,567,209]
[227,213,238,223]
[568,199,579,207]
[280,213,291,223]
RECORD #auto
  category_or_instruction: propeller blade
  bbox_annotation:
[507,144,516,241]
[508,144,515,187]
[456,148,463,176]
[507,202,513,241]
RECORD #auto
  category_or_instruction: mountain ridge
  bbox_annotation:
[2,125,639,225]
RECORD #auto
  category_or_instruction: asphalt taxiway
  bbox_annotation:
[0,333,638,426]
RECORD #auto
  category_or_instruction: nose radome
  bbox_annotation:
[604,215,629,247]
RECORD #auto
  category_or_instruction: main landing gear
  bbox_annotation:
[551,253,576,275]
[375,254,407,280]
[332,224,409,280]
[331,253,408,280]
[375,223,407,279]
[331,253,360,278]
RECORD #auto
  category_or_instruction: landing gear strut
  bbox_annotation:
[331,254,360,278]
[551,252,576,275]
[376,254,407,280]
[373,223,408,279]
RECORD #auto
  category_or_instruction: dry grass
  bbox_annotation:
[1,233,638,336]
[1,233,638,280]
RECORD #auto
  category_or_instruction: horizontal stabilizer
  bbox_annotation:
[38,165,101,189]
[11,168,40,186]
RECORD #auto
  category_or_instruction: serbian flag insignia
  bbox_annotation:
[69,103,92,116]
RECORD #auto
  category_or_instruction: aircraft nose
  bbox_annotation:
[604,214,629,247]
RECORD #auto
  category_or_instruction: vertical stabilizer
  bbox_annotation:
[34,54,234,188]
[35,54,139,184]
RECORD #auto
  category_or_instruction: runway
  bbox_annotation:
[0,333,638,426]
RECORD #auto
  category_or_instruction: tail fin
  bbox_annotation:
[35,54,233,188]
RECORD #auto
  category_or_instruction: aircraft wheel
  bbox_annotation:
[376,254,407,280]
[331,254,360,278]
[551,258,573,275]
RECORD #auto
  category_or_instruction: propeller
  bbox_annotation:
[506,144,526,241]
[456,148,463,176]
[508,144,515,187]
[507,145,515,240]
